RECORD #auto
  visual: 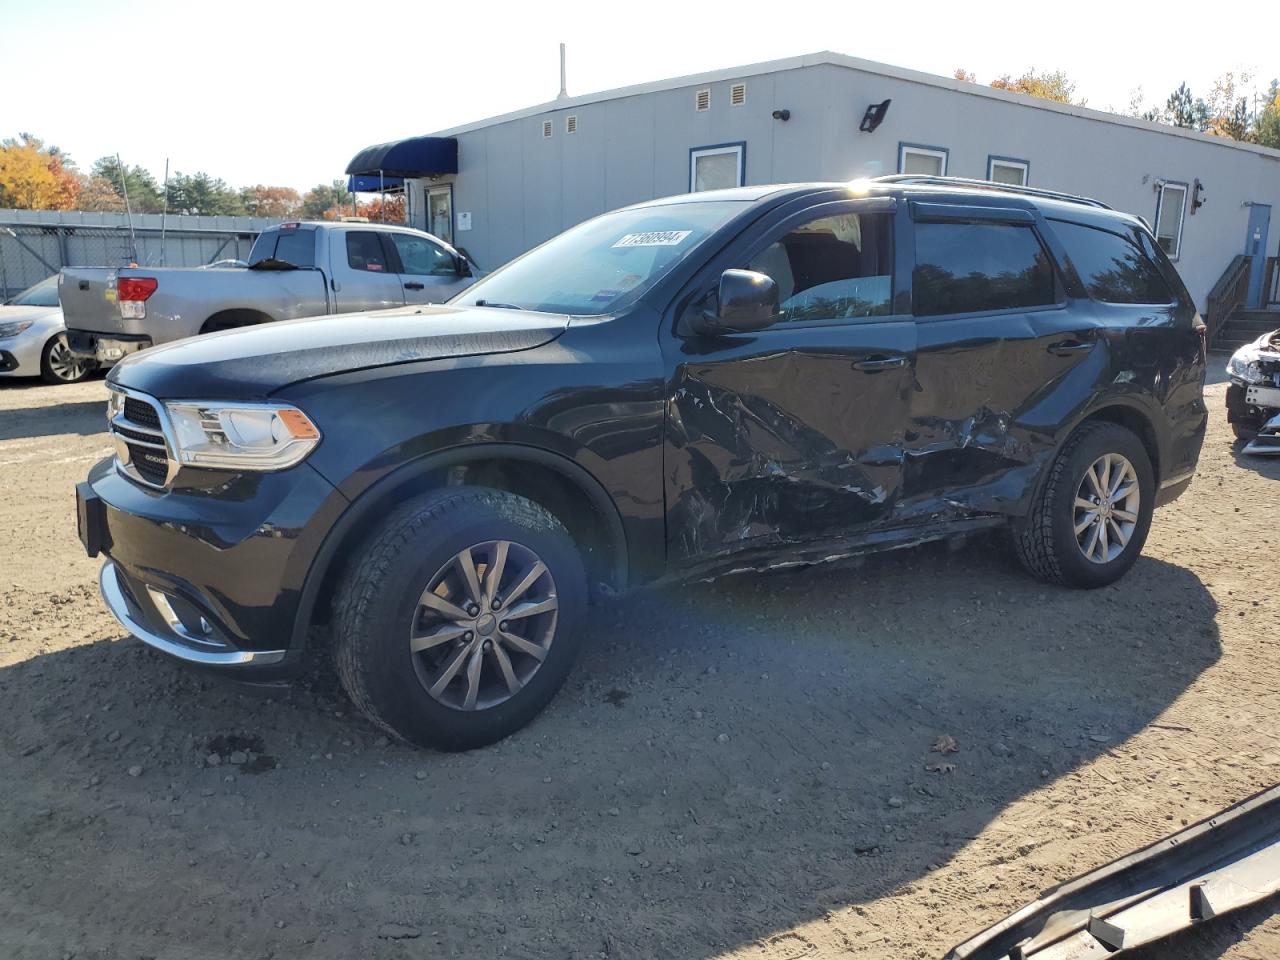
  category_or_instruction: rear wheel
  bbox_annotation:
[333,487,587,750]
[40,334,94,384]
[1231,422,1257,442]
[1012,422,1155,588]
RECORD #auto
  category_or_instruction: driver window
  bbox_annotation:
[745,212,893,322]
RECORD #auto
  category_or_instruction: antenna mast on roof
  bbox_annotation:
[558,43,568,99]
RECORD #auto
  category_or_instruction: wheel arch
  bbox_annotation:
[1075,401,1163,486]
[200,308,274,333]
[292,442,629,651]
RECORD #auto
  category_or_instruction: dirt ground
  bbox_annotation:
[0,366,1277,960]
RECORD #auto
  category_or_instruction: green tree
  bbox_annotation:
[1162,83,1211,131]
[89,156,164,213]
[166,171,245,216]
[302,179,350,219]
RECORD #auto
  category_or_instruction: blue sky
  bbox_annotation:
[4,0,1277,193]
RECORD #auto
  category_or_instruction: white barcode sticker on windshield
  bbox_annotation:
[612,230,692,248]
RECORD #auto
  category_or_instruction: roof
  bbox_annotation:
[430,51,1280,163]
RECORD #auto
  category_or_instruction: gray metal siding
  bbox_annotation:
[425,60,1280,310]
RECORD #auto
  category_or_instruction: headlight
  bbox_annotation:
[1227,347,1266,384]
[0,319,34,339]
[164,401,321,471]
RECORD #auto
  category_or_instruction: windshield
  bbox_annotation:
[453,200,749,315]
[8,276,59,307]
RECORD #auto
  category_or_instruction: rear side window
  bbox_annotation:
[746,212,894,322]
[247,226,315,267]
[1051,220,1174,305]
[346,231,390,272]
[912,221,1056,317]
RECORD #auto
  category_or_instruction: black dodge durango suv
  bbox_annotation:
[78,177,1208,749]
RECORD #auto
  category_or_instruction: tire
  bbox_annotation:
[1231,422,1258,442]
[40,334,95,384]
[1012,421,1155,589]
[333,487,587,751]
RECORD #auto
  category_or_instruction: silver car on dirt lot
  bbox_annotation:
[0,276,95,384]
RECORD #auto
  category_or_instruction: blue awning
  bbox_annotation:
[347,174,405,193]
[345,136,458,178]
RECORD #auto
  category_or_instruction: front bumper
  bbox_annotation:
[79,455,348,681]
[1225,380,1280,431]
[0,322,56,377]
[66,328,151,364]
[99,560,285,666]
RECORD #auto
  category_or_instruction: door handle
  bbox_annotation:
[404,282,425,290]
[852,355,907,372]
[1048,340,1092,356]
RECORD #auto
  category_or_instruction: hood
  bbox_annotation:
[0,304,59,325]
[107,304,569,400]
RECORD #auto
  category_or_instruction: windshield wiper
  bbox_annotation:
[474,299,524,310]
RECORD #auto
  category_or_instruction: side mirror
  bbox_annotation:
[691,269,779,335]
[454,254,472,278]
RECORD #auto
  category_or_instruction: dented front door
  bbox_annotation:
[662,200,914,565]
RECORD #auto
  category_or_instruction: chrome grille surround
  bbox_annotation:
[107,385,179,489]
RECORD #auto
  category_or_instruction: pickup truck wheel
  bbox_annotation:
[40,334,95,384]
[1012,422,1154,588]
[332,487,587,751]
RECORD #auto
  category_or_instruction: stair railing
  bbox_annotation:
[1205,254,1251,347]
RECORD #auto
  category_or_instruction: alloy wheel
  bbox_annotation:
[409,539,559,711]
[47,336,90,382]
[1072,452,1140,564]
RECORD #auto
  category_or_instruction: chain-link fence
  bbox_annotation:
[0,209,280,301]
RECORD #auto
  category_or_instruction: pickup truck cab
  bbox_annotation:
[78,177,1207,751]
[62,221,478,364]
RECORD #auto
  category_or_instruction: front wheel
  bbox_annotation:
[333,487,587,751]
[1012,422,1155,588]
[40,334,95,384]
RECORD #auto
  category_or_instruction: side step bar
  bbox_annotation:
[945,783,1280,959]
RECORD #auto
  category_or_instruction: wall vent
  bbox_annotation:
[730,83,746,106]
[695,89,711,112]
[566,115,578,134]
[542,119,553,139]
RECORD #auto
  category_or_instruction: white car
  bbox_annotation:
[0,276,95,384]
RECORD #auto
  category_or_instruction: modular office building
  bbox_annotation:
[347,50,1280,321]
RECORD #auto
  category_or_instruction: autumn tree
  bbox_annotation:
[0,134,81,210]
[78,174,127,212]
[302,179,351,219]
[991,68,1080,105]
[954,68,1082,105]
[1255,81,1280,149]
[239,184,302,218]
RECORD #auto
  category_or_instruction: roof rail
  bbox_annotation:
[874,174,1113,210]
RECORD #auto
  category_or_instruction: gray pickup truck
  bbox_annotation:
[62,221,479,364]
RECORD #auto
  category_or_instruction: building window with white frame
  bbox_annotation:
[690,143,744,192]
[1153,181,1188,258]
[987,156,1029,186]
[898,143,948,176]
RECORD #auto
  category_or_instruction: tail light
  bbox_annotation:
[117,276,157,320]
[117,277,158,301]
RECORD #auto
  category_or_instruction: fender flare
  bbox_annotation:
[289,442,630,652]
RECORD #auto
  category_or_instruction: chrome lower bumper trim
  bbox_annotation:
[99,560,285,666]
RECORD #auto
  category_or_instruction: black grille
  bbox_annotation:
[124,397,160,430]
[128,443,169,485]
